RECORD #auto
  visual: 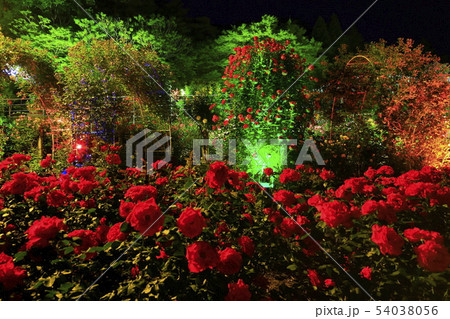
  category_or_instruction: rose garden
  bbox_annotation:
[0,9,449,301]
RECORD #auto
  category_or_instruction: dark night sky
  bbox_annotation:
[180,0,450,58]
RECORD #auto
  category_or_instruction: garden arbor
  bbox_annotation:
[1,33,172,161]
[0,31,61,158]
[0,31,59,112]
[321,39,450,169]
[327,55,375,137]
[60,39,171,145]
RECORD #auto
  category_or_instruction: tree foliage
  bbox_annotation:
[0,29,59,111]
[10,12,194,85]
[216,15,322,66]
[321,39,450,168]
[58,39,170,141]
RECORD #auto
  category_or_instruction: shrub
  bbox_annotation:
[0,153,448,300]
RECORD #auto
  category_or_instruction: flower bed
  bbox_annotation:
[0,154,449,300]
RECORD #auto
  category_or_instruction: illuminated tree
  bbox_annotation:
[59,39,170,142]
[321,39,450,168]
[211,37,318,177]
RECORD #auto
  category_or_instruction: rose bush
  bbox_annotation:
[0,152,448,301]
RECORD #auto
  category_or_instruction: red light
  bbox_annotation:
[76,144,83,150]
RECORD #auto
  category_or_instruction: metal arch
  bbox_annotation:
[345,55,375,68]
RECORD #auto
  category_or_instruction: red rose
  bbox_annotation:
[0,253,27,290]
[124,185,157,202]
[106,154,121,165]
[435,187,450,206]
[227,170,241,189]
[177,207,206,238]
[420,166,443,183]
[40,155,55,168]
[404,228,444,244]
[155,177,168,186]
[80,199,96,208]
[152,160,168,171]
[404,182,439,198]
[46,190,68,207]
[371,225,404,256]
[343,177,369,194]
[225,279,251,301]
[360,267,372,280]
[286,203,308,215]
[24,186,46,201]
[386,193,408,211]
[244,193,256,203]
[206,161,229,189]
[375,201,397,224]
[364,168,377,179]
[273,189,297,207]
[319,169,335,181]
[318,200,353,228]
[238,171,249,180]
[215,221,230,236]
[67,229,100,260]
[131,265,140,278]
[72,166,97,181]
[276,218,301,238]
[414,240,450,272]
[361,200,378,215]
[377,165,394,175]
[119,200,135,218]
[185,241,219,273]
[95,219,110,243]
[1,173,36,195]
[106,223,129,242]
[334,185,353,201]
[126,198,164,236]
[307,269,323,287]
[307,194,325,207]
[156,250,169,260]
[279,168,301,184]
[263,168,273,176]
[237,236,255,257]
[11,154,31,166]
[25,216,67,250]
[217,247,243,275]
[78,180,97,195]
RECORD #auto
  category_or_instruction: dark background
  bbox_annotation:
[181,0,450,58]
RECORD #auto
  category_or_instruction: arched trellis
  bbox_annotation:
[329,55,375,138]
[0,32,60,112]
[0,31,62,157]
[65,39,171,144]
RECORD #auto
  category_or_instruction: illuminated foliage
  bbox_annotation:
[58,39,170,141]
[321,39,450,169]
[212,37,319,176]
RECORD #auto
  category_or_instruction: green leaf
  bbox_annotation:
[14,251,27,262]
[44,276,56,288]
[287,264,297,271]
[63,246,74,255]
[59,282,74,293]
[120,222,132,233]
